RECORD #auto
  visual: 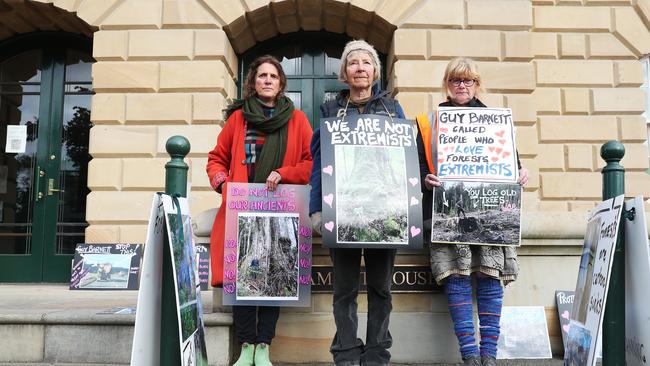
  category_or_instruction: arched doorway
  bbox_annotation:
[239,32,387,129]
[0,33,93,282]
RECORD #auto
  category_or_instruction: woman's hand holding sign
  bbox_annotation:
[424,173,442,190]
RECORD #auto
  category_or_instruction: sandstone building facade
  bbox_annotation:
[0,0,649,363]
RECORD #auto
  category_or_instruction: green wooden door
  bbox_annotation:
[0,35,93,282]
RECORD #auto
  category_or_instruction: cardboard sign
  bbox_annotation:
[431,180,521,246]
[162,195,209,366]
[564,195,624,366]
[69,243,142,290]
[131,193,165,365]
[624,196,650,366]
[435,107,518,182]
[223,183,312,307]
[555,290,575,348]
[319,114,423,249]
[195,244,209,291]
[497,306,552,359]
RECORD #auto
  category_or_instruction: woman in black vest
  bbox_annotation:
[309,40,405,366]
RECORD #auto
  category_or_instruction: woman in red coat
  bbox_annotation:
[206,55,313,366]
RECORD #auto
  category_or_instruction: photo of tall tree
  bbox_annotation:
[236,213,299,299]
[335,145,408,244]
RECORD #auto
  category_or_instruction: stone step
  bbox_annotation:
[0,311,232,366]
[0,361,567,366]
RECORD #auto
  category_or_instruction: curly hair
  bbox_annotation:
[243,55,287,100]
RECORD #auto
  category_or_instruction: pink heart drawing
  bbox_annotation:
[323,193,334,207]
[410,197,419,206]
[438,158,445,163]
[324,221,334,232]
[561,310,570,320]
[498,139,506,145]
[322,165,333,175]
[409,177,418,186]
[410,226,421,237]
[491,157,499,162]
[440,127,448,133]
[495,130,505,138]
[562,324,570,333]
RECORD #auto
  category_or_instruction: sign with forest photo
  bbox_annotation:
[223,183,311,307]
[161,195,208,366]
[319,114,423,249]
[431,180,521,246]
[435,107,518,183]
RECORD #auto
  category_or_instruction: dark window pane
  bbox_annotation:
[280,56,302,76]
[65,49,93,83]
[285,92,301,110]
[56,94,91,254]
[0,93,39,254]
[0,50,42,83]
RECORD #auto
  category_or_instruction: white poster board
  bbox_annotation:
[564,195,624,366]
[435,107,518,183]
[497,306,552,359]
[624,196,650,366]
[131,193,165,366]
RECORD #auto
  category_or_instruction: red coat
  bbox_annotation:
[206,109,313,286]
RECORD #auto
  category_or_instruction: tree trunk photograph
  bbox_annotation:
[334,145,408,244]
[236,213,300,299]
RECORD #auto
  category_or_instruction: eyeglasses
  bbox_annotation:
[449,78,476,87]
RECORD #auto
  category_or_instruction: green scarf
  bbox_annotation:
[224,96,294,183]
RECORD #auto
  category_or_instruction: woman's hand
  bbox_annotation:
[266,171,282,191]
[424,173,442,190]
[518,167,529,186]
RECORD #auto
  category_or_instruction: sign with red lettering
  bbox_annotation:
[435,107,518,182]
[223,183,311,307]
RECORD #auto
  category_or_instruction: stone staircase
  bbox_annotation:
[0,284,231,365]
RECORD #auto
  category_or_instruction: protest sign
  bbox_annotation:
[195,244,209,291]
[162,195,208,366]
[223,183,311,307]
[497,306,552,359]
[319,114,423,249]
[131,193,165,365]
[564,195,624,366]
[624,196,650,366]
[435,107,518,182]
[70,243,142,290]
[556,290,575,349]
[431,180,521,246]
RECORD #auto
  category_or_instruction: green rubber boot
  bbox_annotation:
[233,343,254,366]
[254,343,273,366]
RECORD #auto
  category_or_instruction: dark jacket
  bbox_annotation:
[417,97,521,221]
[309,83,406,215]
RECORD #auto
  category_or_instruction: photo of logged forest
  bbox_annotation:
[432,181,521,246]
[335,145,408,244]
[236,213,300,300]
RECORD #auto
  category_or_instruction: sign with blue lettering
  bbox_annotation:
[319,114,423,249]
[435,107,518,182]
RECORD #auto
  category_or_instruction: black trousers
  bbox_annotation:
[232,305,280,345]
[330,248,396,366]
